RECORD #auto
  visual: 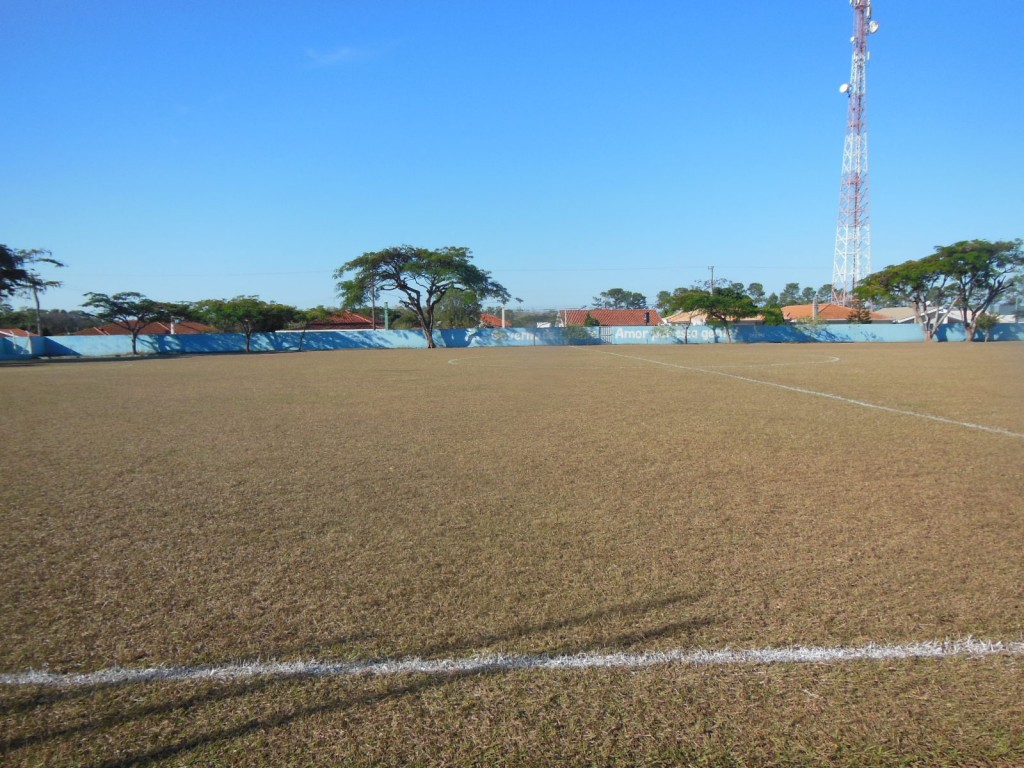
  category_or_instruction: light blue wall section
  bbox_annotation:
[0,335,37,359]
[442,327,600,347]
[37,330,436,357]
[934,324,1024,342]
[7,324,1021,360]
[606,323,929,344]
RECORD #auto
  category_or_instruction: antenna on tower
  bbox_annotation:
[832,0,879,306]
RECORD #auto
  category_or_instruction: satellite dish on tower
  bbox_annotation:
[840,83,851,94]
[868,20,880,33]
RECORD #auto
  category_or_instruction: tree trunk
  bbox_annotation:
[32,285,43,337]
[415,308,436,348]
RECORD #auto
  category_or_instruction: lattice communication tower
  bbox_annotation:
[832,0,879,305]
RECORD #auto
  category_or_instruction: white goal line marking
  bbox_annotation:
[592,349,1024,439]
[2,638,1022,689]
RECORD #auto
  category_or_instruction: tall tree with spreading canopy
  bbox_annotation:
[938,239,1022,341]
[13,248,65,336]
[193,296,297,352]
[856,239,1021,341]
[82,292,176,354]
[855,256,952,341]
[664,285,760,342]
[335,246,508,348]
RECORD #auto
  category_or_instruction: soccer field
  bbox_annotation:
[2,343,1023,766]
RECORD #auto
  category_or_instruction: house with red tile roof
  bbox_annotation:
[479,312,509,328]
[74,320,216,335]
[307,311,376,330]
[782,303,889,323]
[558,308,662,327]
[0,328,37,338]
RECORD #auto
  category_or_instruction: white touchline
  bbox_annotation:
[2,638,1022,688]
[593,349,1024,439]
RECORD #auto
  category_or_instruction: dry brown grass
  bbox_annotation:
[2,342,1023,765]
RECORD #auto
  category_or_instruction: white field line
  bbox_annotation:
[592,349,1024,439]
[2,638,1022,689]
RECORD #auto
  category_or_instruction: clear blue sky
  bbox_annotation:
[3,0,1022,312]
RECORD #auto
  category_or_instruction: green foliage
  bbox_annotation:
[656,287,693,313]
[434,288,482,329]
[82,291,177,354]
[746,282,766,306]
[593,288,647,309]
[0,244,31,299]
[858,238,1022,341]
[761,305,786,325]
[1,246,64,334]
[0,305,93,335]
[192,296,297,351]
[583,312,601,326]
[334,245,508,348]
[665,286,759,341]
[847,298,873,324]
[779,282,802,305]
[973,312,999,341]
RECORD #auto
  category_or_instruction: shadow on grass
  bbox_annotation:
[1,593,713,764]
[409,591,707,659]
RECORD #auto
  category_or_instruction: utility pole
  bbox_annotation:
[832,0,880,306]
[708,266,715,292]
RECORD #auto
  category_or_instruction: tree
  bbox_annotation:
[82,292,177,354]
[593,288,647,309]
[746,283,766,306]
[435,288,482,329]
[856,239,1022,342]
[335,245,509,349]
[855,256,953,341]
[657,287,695,313]
[799,286,818,303]
[937,239,1022,342]
[289,305,332,351]
[973,312,999,342]
[779,282,802,305]
[11,248,66,336]
[0,305,93,335]
[664,286,759,342]
[0,244,30,299]
[193,296,297,352]
[761,305,786,325]
[847,297,873,324]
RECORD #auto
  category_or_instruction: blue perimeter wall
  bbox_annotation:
[3,324,1023,360]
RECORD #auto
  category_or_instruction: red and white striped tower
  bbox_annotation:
[832,0,879,306]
